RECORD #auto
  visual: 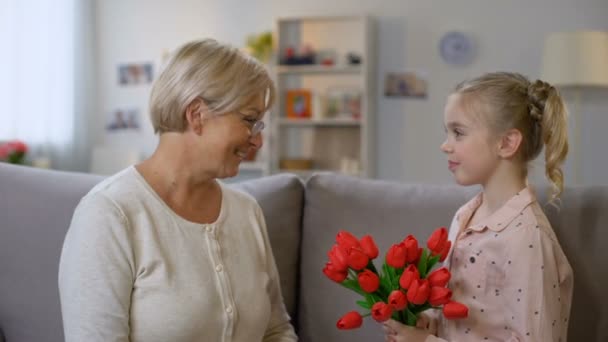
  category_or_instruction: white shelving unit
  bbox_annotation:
[271,15,375,177]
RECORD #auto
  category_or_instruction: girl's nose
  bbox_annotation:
[440,139,450,153]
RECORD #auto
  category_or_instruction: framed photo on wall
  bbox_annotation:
[384,71,428,98]
[286,89,312,119]
[117,62,154,86]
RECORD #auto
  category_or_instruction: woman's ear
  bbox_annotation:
[498,128,523,159]
[185,98,208,135]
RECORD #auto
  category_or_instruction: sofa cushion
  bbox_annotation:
[0,163,303,342]
[0,164,104,342]
[298,173,608,342]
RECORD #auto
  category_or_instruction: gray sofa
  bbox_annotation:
[1,163,607,341]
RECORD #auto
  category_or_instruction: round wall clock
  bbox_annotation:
[439,31,475,66]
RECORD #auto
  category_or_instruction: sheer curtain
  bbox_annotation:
[0,0,93,171]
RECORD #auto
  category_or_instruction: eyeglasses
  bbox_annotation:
[250,120,265,137]
[237,112,265,137]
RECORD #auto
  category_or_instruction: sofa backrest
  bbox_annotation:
[298,173,608,342]
[0,163,304,342]
[231,174,304,320]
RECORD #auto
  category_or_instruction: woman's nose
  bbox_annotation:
[249,132,263,149]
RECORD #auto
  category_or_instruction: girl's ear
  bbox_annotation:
[498,128,523,159]
[185,98,209,135]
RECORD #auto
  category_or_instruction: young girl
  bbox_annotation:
[384,72,573,341]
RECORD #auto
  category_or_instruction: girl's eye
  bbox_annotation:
[454,129,463,137]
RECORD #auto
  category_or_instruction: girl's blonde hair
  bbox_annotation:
[149,38,275,134]
[454,72,569,203]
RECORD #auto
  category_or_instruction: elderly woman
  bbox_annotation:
[58,39,297,341]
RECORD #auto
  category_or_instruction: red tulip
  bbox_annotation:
[8,140,28,153]
[443,301,468,319]
[439,240,451,262]
[336,311,363,330]
[406,279,430,305]
[403,235,419,263]
[427,267,451,287]
[336,230,361,250]
[427,227,448,255]
[323,262,347,283]
[399,264,420,290]
[388,290,408,310]
[360,235,379,259]
[429,286,452,306]
[412,247,423,265]
[328,244,349,271]
[371,301,393,322]
[386,243,407,268]
[358,269,380,293]
[347,247,369,270]
[0,145,9,159]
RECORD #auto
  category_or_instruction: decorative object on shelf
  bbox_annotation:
[0,140,28,165]
[312,92,326,120]
[279,158,314,170]
[281,44,316,65]
[317,49,337,66]
[31,156,51,169]
[346,52,362,65]
[325,87,362,119]
[286,89,313,118]
[340,157,361,176]
[384,71,428,99]
[438,31,475,66]
[244,31,273,63]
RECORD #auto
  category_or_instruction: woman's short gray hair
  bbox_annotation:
[149,38,275,134]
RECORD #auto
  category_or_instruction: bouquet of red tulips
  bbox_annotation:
[0,140,28,165]
[322,227,468,330]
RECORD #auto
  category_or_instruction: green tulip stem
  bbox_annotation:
[367,260,378,274]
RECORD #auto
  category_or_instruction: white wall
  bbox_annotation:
[94,0,608,185]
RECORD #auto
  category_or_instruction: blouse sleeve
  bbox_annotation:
[501,225,572,341]
[254,205,298,342]
[58,194,135,342]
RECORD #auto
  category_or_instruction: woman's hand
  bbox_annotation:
[382,313,436,342]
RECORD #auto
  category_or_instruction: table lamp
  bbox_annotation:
[541,31,608,184]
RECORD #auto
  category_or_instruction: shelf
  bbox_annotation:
[278,118,361,127]
[277,65,362,75]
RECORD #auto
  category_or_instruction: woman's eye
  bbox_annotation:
[239,113,256,124]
